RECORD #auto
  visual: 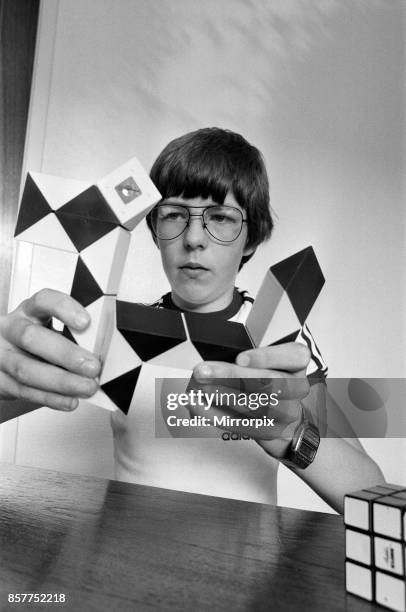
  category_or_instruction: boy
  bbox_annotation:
[0,128,384,513]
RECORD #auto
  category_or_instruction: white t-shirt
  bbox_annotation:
[110,289,327,504]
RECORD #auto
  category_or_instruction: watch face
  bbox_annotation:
[290,421,320,468]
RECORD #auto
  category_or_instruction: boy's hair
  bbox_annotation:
[146,127,273,266]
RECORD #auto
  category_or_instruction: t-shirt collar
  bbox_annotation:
[161,288,243,320]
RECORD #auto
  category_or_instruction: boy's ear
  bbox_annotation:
[243,243,256,257]
[239,245,256,270]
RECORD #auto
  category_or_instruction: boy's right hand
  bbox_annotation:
[0,289,101,411]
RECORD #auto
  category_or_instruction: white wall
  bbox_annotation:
[1,0,405,510]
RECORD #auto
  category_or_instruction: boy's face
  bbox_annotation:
[156,192,254,312]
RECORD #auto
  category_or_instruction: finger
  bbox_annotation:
[1,349,99,398]
[192,363,310,400]
[188,374,273,403]
[193,361,270,380]
[0,372,79,412]
[187,378,276,415]
[21,289,90,330]
[185,397,299,441]
[187,378,304,423]
[235,343,311,373]
[4,320,100,377]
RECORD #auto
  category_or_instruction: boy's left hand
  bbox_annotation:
[190,342,316,459]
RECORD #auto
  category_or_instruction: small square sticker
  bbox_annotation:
[115,176,142,204]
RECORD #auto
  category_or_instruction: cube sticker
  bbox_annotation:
[115,176,142,204]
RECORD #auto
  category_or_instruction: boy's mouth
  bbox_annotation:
[179,262,209,277]
[179,262,209,271]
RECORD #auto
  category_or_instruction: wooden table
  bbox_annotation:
[0,463,379,611]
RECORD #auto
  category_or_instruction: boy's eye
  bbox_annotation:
[207,208,240,224]
[209,213,228,223]
[159,207,188,221]
[164,212,183,220]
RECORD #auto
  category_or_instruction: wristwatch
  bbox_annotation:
[287,419,320,469]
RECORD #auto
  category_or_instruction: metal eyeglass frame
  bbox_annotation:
[150,203,248,243]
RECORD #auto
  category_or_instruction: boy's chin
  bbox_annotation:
[174,290,208,309]
[172,284,232,313]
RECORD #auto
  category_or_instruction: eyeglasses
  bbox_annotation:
[150,203,247,243]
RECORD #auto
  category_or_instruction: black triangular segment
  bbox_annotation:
[101,366,142,414]
[117,302,187,360]
[15,174,53,236]
[185,314,253,362]
[120,330,185,361]
[70,257,103,307]
[117,302,186,337]
[61,325,78,344]
[271,246,325,324]
[191,342,244,363]
[56,212,116,252]
[57,185,120,224]
[270,330,300,346]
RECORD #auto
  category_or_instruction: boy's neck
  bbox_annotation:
[165,288,243,319]
[171,288,235,313]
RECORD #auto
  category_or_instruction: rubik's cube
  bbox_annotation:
[92,246,325,414]
[344,484,406,611]
[9,158,161,359]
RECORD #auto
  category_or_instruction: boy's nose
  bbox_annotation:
[183,215,208,248]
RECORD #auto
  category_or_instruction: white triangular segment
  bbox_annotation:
[302,288,326,342]
[245,270,285,346]
[100,327,142,384]
[147,340,201,370]
[29,245,78,296]
[30,172,90,211]
[80,227,130,294]
[255,291,300,347]
[8,241,33,311]
[16,213,77,253]
[80,391,118,412]
[70,296,115,359]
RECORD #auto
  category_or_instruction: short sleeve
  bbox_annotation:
[295,323,328,382]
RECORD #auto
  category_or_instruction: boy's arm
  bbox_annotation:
[280,435,385,515]
[0,289,100,413]
[192,344,386,515]
[260,382,385,514]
